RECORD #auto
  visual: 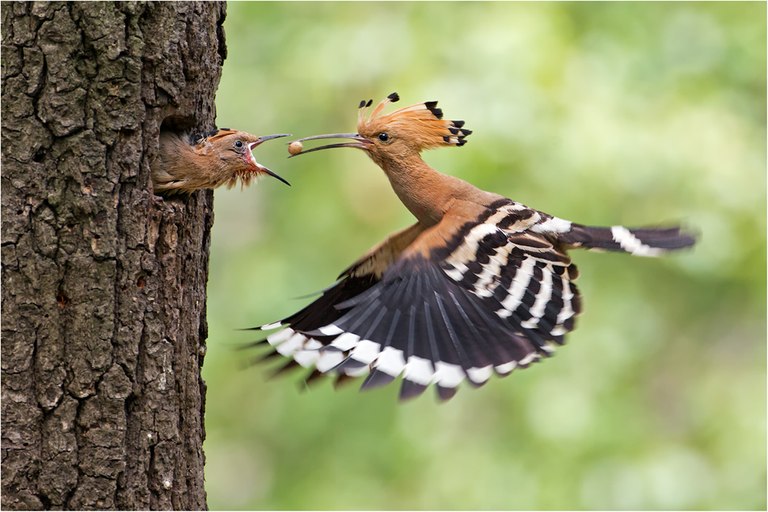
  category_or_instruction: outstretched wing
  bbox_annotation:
[251,222,426,376]
[256,196,694,400]
[256,199,584,400]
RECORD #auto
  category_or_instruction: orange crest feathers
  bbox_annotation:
[357,92,472,150]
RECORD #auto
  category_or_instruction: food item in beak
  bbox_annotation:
[288,141,304,156]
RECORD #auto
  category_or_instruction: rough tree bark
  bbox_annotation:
[2,2,227,509]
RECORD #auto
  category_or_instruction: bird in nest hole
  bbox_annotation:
[151,129,290,194]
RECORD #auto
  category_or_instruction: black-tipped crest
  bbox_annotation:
[354,95,471,149]
[420,101,444,120]
[296,93,472,154]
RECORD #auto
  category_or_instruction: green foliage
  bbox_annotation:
[203,2,765,509]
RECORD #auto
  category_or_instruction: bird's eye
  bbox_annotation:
[378,132,389,142]
[234,140,244,149]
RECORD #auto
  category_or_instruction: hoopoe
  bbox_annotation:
[152,129,290,194]
[255,92,696,401]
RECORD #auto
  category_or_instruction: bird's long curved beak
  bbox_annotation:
[256,165,291,186]
[252,133,292,146]
[288,133,371,158]
[248,134,291,186]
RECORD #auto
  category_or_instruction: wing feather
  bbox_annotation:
[255,199,587,399]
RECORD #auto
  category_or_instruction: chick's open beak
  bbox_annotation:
[248,134,291,186]
[288,133,371,157]
[252,133,292,146]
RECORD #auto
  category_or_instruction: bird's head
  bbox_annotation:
[196,129,291,188]
[290,92,471,166]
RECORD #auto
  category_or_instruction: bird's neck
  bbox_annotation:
[374,153,478,226]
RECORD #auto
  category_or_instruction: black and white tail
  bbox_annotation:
[555,222,697,256]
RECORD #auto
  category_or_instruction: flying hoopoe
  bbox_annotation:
[255,92,696,401]
[152,129,290,194]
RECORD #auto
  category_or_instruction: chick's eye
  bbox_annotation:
[377,132,389,142]
[234,140,244,149]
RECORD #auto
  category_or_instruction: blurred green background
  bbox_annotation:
[203,2,765,509]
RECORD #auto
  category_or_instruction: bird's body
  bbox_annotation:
[257,93,696,401]
[152,129,290,194]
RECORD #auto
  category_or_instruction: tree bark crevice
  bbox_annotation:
[2,2,226,509]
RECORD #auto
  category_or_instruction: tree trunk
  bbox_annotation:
[2,2,226,509]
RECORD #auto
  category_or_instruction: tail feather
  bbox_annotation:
[559,224,697,256]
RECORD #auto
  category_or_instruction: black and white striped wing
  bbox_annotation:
[257,200,583,400]
[255,196,695,400]
[437,201,582,346]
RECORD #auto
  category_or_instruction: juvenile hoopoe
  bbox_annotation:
[255,92,696,401]
[152,129,290,194]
